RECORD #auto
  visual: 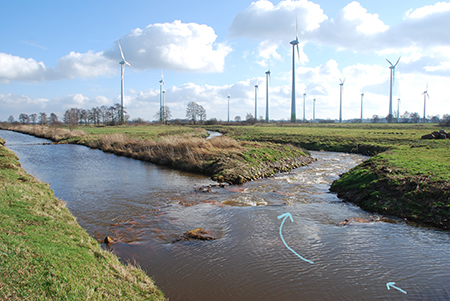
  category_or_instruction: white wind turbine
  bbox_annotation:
[339,78,345,123]
[303,93,306,122]
[118,42,130,123]
[265,69,271,122]
[290,18,300,122]
[313,98,316,122]
[422,84,430,123]
[386,57,400,122]
[254,85,258,120]
[159,71,165,124]
[361,93,364,122]
[227,92,231,122]
[397,97,401,123]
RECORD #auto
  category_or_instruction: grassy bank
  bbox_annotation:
[0,124,313,184]
[0,138,165,300]
[203,123,450,229]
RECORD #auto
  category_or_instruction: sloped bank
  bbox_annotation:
[0,138,165,300]
[330,155,450,230]
[0,124,314,185]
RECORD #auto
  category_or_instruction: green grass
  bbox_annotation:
[0,138,165,300]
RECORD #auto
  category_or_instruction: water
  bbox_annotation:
[2,129,450,300]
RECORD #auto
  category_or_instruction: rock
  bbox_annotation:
[421,133,435,139]
[104,236,115,244]
[184,228,216,240]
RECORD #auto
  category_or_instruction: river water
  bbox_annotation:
[1,130,449,300]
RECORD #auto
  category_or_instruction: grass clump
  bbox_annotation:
[0,138,165,300]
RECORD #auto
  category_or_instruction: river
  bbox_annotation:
[1,129,449,300]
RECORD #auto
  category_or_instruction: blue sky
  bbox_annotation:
[1,0,448,122]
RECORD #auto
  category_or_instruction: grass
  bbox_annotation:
[0,137,165,300]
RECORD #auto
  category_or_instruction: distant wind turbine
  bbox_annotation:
[265,69,271,122]
[254,85,258,120]
[118,42,130,123]
[397,97,401,123]
[159,71,165,123]
[303,93,306,122]
[313,98,316,122]
[423,84,430,123]
[227,92,231,122]
[361,93,364,123]
[290,18,300,122]
[386,57,400,122]
[339,78,345,123]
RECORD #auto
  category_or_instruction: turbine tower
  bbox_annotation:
[386,57,400,122]
[303,93,306,122]
[397,98,400,123]
[254,85,258,120]
[159,71,165,124]
[290,19,300,122]
[339,78,345,123]
[361,93,364,123]
[118,42,130,123]
[313,98,316,122]
[265,70,271,122]
[422,84,430,123]
[227,92,231,122]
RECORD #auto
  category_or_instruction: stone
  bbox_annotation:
[104,236,114,244]
[183,228,216,240]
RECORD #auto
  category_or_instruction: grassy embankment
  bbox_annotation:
[0,137,165,300]
[0,124,313,184]
[203,123,450,229]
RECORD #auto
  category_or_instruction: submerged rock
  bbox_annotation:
[173,228,216,242]
[104,236,115,244]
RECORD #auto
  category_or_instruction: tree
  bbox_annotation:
[64,108,80,131]
[49,113,58,125]
[19,113,30,125]
[234,116,241,122]
[30,114,37,125]
[7,115,15,123]
[154,106,172,123]
[186,102,206,124]
[372,115,380,123]
[38,112,47,125]
[410,112,420,123]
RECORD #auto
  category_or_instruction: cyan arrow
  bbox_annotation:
[386,282,407,294]
[277,213,314,264]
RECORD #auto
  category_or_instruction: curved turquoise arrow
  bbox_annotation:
[386,282,407,294]
[277,213,314,264]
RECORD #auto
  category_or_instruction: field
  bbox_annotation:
[203,123,450,228]
[0,137,165,300]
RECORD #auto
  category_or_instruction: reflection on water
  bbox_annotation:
[2,130,450,301]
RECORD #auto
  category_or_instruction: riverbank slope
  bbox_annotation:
[0,137,165,300]
[203,124,450,229]
[0,124,314,184]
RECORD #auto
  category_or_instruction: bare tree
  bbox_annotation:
[186,102,206,124]
[30,113,37,125]
[38,112,47,125]
[49,113,58,125]
[7,115,14,123]
[154,106,172,123]
[19,114,30,125]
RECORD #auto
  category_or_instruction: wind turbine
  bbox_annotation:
[118,42,130,123]
[386,57,400,122]
[313,98,316,122]
[303,93,306,122]
[227,92,231,122]
[159,71,165,124]
[397,97,401,123]
[361,93,364,123]
[265,69,271,122]
[254,85,258,120]
[339,78,345,123]
[290,18,300,122]
[422,84,430,123]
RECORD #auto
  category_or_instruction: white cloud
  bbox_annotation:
[405,2,450,19]
[55,51,116,79]
[104,20,232,73]
[0,53,48,83]
[340,1,389,35]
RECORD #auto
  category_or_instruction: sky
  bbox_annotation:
[1,0,449,122]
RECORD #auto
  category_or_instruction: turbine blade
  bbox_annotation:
[296,45,300,63]
[296,16,299,40]
[386,58,393,66]
[427,92,430,100]
[394,56,401,67]
[118,42,126,61]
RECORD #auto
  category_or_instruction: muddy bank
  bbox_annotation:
[0,124,313,184]
[330,158,450,229]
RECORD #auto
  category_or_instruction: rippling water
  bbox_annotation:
[2,130,450,300]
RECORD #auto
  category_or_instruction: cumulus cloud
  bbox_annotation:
[103,20,232,73]
[0,53,48,83]
[55,51,116,79]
